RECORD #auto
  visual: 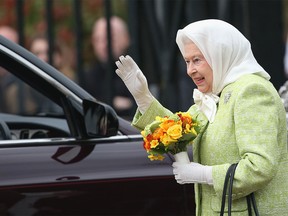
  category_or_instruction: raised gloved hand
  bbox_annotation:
[172,162,213,185]
[115,55,154,114]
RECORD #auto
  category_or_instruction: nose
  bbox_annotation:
[187,63,196,76]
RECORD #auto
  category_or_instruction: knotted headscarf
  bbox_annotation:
[176,19,270,122]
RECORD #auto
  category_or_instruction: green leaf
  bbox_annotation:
[144,120,161,133]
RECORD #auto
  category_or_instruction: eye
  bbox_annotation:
[193,57,202,66]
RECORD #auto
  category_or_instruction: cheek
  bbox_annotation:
[186,69,192,78]
[207,78,213,91]
[202,65,213,91]
[206,71,213,91]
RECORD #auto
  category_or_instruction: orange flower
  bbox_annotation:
[152,127,164,140]
[143,139,151,151]
[159,119,176,132]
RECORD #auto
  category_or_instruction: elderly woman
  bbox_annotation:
[115,19,288,215]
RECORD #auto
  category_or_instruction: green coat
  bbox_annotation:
[132,74,288,216]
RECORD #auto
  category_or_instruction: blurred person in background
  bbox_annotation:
[279,33,288,126]
[0,25,37,114]
[83,16,135,120]
[0,26,19,113]
[29,35,76,81]
[0,29,72,115]
[284,34,288,79]
[278,80,288,127]
[0,26,18,43]
[28,34,73,114]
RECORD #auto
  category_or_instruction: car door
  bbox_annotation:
[0,36,196,215]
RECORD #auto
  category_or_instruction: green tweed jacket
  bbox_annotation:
[132,74,288,216]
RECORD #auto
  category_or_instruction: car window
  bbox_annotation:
[0,66,63,116]
[0,39,123,139]
[0,67,70,140]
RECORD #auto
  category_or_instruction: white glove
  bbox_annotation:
[172,162,213,185]
[115,55,154,114]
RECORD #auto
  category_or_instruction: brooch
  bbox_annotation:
[224,91,232,104]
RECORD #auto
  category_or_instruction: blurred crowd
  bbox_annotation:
[0,16,136,120]
[1,15,288,122]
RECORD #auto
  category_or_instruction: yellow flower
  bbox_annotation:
[155,116,164,122]
[161,133,177,146]
[148,154,165,161]
[184,124,191,133]
[150,139,159,148]
[167,124,182,140]
[141,130,146,137]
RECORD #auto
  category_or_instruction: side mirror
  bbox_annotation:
[83,99,119,137]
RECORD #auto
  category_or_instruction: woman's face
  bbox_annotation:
[183,42,213,93]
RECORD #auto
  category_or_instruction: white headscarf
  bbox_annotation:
[176,19,270,122]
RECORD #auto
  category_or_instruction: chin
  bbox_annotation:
[197,86,212,94]
[197,88,207,93]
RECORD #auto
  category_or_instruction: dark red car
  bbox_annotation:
[0,36,195,215]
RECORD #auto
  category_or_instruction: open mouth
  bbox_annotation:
[194,77,205,85]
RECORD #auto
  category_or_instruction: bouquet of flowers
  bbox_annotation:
[141,112,201,161]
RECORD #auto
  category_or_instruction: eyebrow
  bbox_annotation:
[184,54,204,59]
